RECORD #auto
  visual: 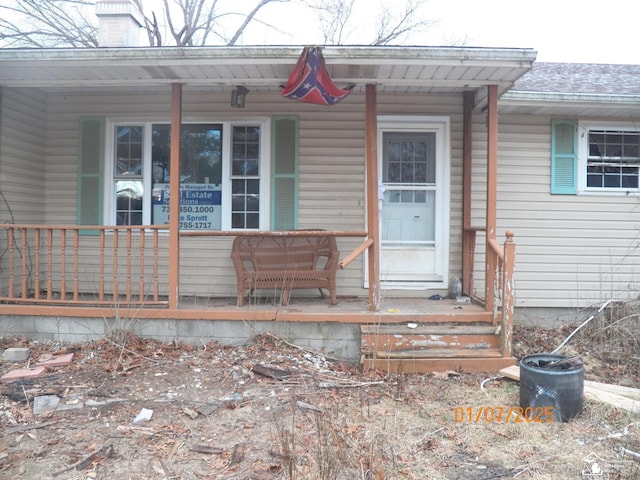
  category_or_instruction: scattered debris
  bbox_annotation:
[230,443,245,465]
[0,328,637,479]
[189,444,223,455]
[251,363,293,380]
[133,408,153,423]
[3,421,57,435]
[182,406,199,419]
[51,441,114,477]
[296,400,323,413]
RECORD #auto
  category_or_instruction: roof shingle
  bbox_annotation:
[511,62,640,95]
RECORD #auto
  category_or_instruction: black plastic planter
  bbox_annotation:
[519,353,584,422]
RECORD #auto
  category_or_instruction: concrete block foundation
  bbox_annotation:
[0,315,361,361]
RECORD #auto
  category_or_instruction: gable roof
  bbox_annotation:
[500,62,640,117]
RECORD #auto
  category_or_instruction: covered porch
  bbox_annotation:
[0,46,533,371]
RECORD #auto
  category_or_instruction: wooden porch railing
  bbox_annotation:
[463,228,516,358]
[0,224,168,306]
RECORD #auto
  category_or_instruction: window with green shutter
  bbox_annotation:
[550,120,577,194]
[77,117,105,234]
[271,116,298,230]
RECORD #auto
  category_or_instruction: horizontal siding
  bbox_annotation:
[3,88,470,299]
[0,88,46,224]
[497,113,640,308]
[0,88,47,296]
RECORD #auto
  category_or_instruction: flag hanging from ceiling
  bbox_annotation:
[281,46,354,105]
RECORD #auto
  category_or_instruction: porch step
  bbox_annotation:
[362,357,517,374]
[361,323,515,373]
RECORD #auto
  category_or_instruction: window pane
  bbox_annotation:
[115,126,143,177]
[115,180,143,225]
[587,129,640,190]
[232,194,245,211]
[181,125,223,184]
[383,132,435,184]
[231,126,261,229]
[150,124,223,230]
[246,213,259,229]
[232,213,244,229]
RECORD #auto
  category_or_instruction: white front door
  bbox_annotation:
[378,117,449,286]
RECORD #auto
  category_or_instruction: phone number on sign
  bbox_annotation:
[454,406,554,423]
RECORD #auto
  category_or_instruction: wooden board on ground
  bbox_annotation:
[499,365,640,413]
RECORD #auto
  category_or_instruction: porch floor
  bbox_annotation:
[176,294,490,324]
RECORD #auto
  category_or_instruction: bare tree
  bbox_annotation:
[0,0,435,48]
[304,0,434,46]
[0,0,289,47]
[0,0,99,48]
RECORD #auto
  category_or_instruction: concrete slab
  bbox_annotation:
[2,347,31,362]
[33,395,60,415]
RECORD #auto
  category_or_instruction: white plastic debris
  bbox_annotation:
[133,407,153,423]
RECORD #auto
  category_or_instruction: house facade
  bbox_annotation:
[499,63,640,325]
[1,5,638,371]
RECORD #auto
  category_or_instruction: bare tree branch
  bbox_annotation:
[370,0,434,46]
[0,0,98,47]
[226,0,289,46]
[0,0,435,48]
[303,0,354,45]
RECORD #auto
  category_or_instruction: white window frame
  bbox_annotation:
[104,118,271,230]
[578,121,640,195]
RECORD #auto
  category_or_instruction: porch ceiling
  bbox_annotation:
[0,45,536,100]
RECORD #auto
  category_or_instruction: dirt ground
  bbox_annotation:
[1,313,639,480]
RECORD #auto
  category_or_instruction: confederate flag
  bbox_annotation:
[281,46,354,105]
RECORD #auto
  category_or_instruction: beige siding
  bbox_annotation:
[0,88,47,295]
[496,113,640,308]
[33,89,468,299]
[0,88,46,224]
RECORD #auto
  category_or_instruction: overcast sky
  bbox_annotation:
[423,0,640,64]
[242,0,640,65]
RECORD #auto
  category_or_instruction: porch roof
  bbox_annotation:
[0,45,536,102]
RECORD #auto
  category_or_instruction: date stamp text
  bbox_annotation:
[453,405,555,423]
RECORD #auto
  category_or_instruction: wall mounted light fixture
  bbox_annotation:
[231,85,249,108]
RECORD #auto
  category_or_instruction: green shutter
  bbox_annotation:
[77,117,105,234]
[551,120,578,194]
[271,116,298,230]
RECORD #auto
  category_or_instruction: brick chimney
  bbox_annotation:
[95,0,144,47]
